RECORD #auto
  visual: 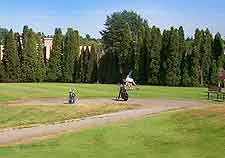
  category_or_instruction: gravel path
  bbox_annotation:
[0,98,205,145]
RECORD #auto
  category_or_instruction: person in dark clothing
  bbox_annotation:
[117,79,128,101]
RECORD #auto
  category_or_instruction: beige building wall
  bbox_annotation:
[43,37,53,60]
[0,45,3,61]
[79,46,91,54]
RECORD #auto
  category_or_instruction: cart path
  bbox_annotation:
[7,97,204,107]
[1,99,205,145]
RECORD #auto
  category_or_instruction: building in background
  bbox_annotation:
[0,37,54,63]
[0,37,94,63]
[43,37,53,64]
[0,45,3,60]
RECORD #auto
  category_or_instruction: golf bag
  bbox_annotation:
[69,91,76,104]
[120,85,129,101]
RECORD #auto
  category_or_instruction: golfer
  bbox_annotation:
[126,71,136,86]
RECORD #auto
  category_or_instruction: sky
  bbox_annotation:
[1,0,225,38]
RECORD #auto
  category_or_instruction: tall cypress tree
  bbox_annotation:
[62,28,79,82]
[83,46,90,83]
[21,28,37,82]
[178,26,186,85]
[182,40,193,86]
[22,25,29,49]
[98,51,120,84]
[87,44,97,83]
[213,33,224,68]
[137,25,148,84]
[148,26,162,85]
[160,30,170,85]
[196,30,208,86]
[189,29,201,86]
[47,28,63,81]
[73,30,80,82]
[15,32,22,63]
[78,46,85,82]
[2,29,21,82]
[0,27,8,45]
[202,29,213,85]
[165,27,180,86]
[35,32,46,82]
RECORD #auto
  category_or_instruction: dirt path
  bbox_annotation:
[7,97,203,107]
[1,98,205,145]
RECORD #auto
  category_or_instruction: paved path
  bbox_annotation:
[0,99,205,145]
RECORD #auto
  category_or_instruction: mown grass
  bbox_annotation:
[0,104,135,129]
[0,83,207,102]
[0,105,224,158]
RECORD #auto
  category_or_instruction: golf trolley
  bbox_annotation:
[116,83,129,101]
[68,90,76,104]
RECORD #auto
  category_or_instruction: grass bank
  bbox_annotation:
[0,104,135,129]
[0,105,224,157]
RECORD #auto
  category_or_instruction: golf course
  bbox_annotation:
[0,83,207,102]
[1,0,225,156]
[0,83,224,158]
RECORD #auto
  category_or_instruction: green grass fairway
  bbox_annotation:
[0,83,207,102]
[0,105,224,158]
[0,104,135,129]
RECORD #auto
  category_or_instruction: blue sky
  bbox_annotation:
[0,0,225,38]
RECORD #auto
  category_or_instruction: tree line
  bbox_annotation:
[0,26,98,83]
[99,10,225,86]
[0,10,225,86]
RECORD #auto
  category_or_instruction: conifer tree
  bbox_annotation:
[21,28,37,82]
[47,28,63,81]
[190,29,201,86]
[15,32,22,62]
[83,46,90,83]
[165,28,180,86]
[213,33,224,68]
[87,44,98,83]
[78,46,85,82]
[62,28,80,82]
[0,27,8,45]
[73,30,80,82]
[160,30,170,85]
[119,23,132,77]
[178,26,186,85]
[98,52,120,84]
[2,30,21,82]
[199,30,205,85]
[35,32,46,82]
[100,10,146,83]
[22,25,29,48]
[137,26,148,84]
[202,29,213,85]
[148,26,162,85]
[209,60,218,85]
[182,40,193,86]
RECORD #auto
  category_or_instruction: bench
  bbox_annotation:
[208,85,225,100]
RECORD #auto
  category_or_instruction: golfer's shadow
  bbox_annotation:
[112,98,128,102]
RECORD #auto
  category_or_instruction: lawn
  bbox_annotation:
[0,104,135,129]
[0,83,207,102]
[0,105,224,158]
[0,83,207,130]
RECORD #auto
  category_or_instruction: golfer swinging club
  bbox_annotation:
[125,71,136,88]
